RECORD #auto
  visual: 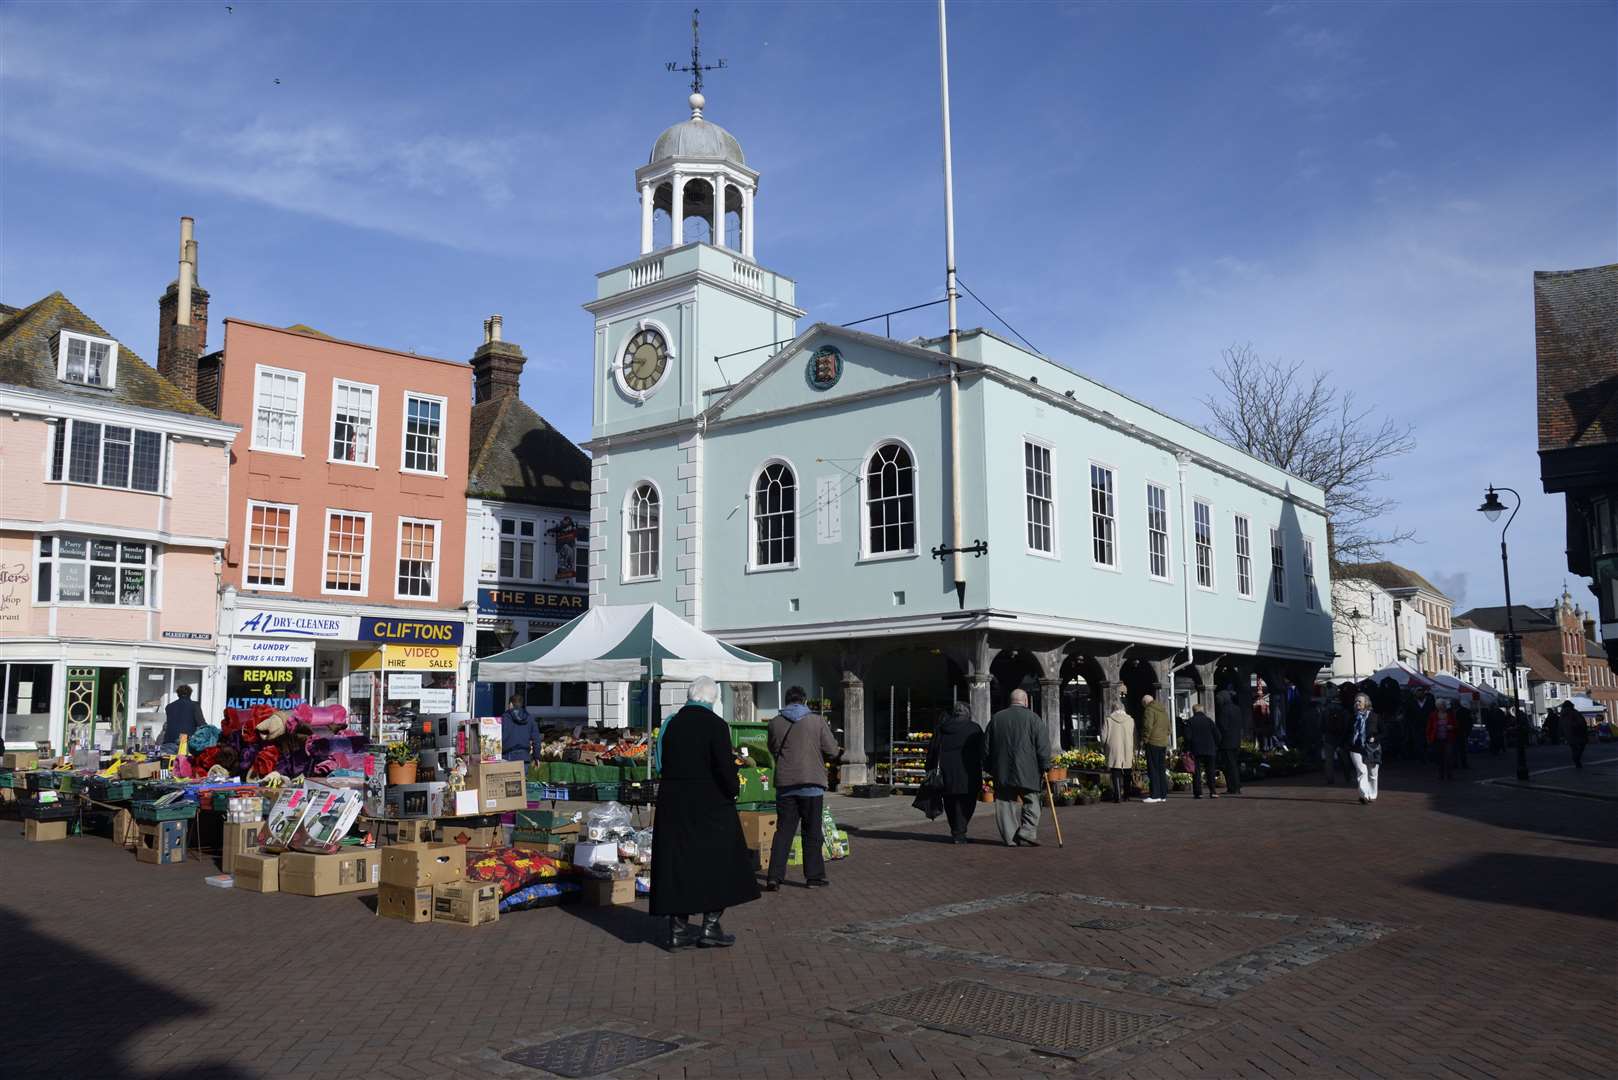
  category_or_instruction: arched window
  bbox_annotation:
[752,462,797,568]
[624,482,660,580]
[865,443,915,556]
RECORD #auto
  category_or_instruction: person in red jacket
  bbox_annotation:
[1427,698,1458,781]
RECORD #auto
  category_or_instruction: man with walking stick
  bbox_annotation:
[985,689,1051,847]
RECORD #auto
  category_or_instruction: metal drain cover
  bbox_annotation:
[1071,917,1133,931]
[865,980,1161,1058]
[504,1031,680,1077]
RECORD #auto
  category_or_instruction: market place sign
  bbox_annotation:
[234,610,359,639]
[358,617,465,646]
[349,646,460,672]
[476,587,587,619]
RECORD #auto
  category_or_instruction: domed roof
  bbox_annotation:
[649,94,746,166]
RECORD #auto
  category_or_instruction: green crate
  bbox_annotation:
[87,778,135,802]
[511,828,576,845]
[56,774,85,794]
[0,770,15,789]
[25,772,59,791]
[132,800,198,823]
[515,808,575,830]
[735,800,777,813]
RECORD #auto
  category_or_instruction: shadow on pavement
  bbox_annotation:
[562,899,665,947]
[1411,852,1618,922]
[0,906,255,1079]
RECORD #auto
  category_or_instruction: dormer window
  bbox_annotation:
[57,331,118,388]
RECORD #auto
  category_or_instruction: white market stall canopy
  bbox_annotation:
[1368,661,1435,691]
[474,602,780,684]
[1565,695,1607,716]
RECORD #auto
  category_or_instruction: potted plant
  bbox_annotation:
[979,781,995,804]
[385,740,418,786]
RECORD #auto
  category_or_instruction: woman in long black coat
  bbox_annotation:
[915,702,983,844]
[649,678,760,948]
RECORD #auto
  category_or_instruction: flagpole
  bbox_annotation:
[938,0,966,608]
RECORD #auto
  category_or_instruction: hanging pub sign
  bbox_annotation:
[477,587,587,619]
[548,517,579,581]
[226,666,307,711]
[358,617,464,645]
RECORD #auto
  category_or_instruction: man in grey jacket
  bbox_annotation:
[765,687,841,889]
[985,689,1051,847]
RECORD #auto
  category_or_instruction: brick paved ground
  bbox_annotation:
[1,744,1613,1080]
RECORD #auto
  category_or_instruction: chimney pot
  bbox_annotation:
[490,314,503,343]
[158,215,209,406]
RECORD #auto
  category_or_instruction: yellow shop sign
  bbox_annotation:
[349,646,460,672]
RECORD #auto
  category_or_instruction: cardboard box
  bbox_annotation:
[738,810,777,851]
[465,760,526,813]
[434,822,502,849]
[111,809,138,849]
[384,782,448,819]
[377,882,435,923]
[135,820,186,865]
[581,876,636,907]
[234,850,280,893]
[222,819,264,874]
[120,761,160,780]
[25,818,67,842]
[515,808,579,831]
[571,840,619,868]
[3,751,39,770]
[279,850,380,896]
[362,816,436,846]
[379,843,465,888]
[432,881,501,927]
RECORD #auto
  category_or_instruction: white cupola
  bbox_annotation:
[636,92,758,259]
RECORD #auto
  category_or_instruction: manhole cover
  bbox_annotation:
[504,1031,680,1077]
[1071,917,1133,931]
[865,980,1161,1058]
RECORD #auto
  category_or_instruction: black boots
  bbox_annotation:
[698,912,735,948]
[666,916,699,950]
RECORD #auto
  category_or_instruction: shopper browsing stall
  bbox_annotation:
[501,693,537,763]
[764,686,840,889]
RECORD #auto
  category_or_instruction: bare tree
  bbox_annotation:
[1203,344,1416,586]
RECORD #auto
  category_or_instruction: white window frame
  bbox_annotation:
[244,500,298,593]
[1024,438,1058,559]
[55,330,118,389]
[499,516,537,582]
[1269,525,1289,607]
[1193,498,1216,592]
[622,480,662,583]
[251,365,305,456]
[748,458,800,572]
[1303,537,1319,612]
[1145,480,1171,582]
[328,379,378,467]
[34,534,156,609]
[320,509,372,596]
[400,391,447,476]
[394,516,442,602]
[1234,513,1255,600]
[1089,461,1119,572]
[859,438,920,562]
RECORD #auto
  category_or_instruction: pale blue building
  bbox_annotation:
[585,92,1334,782]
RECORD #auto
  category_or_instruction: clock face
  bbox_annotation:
[620,328,669,395]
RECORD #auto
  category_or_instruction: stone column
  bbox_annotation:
[1030,641,1071,751]
[670,173,684,246]
[711,177,725,248]
[964,631,1000,730]
[728,681,755,726]
[969,675,992,731]
[742,187,755,258]
[1091,647,1127,719]
[839,669,869,786]
[1193,657,1221,715]
[640,181,654,254]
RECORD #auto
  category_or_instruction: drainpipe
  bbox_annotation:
[1170,452,1195,747]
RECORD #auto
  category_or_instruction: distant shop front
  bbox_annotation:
[473,586,588,721]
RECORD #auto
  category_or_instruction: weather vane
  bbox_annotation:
[667,7,726,97]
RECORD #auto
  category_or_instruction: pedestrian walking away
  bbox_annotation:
[1427,698,1457,781]
[985,689,1051,846]
[913,701,983,843]
[764,686,840,889]
[158,683,205,751]
[649,677,761,949]
[1561,701,1589,769]
[1140,693,1171,802]
[1347,693,1382,804]
[1183,704,1220,799]
[1102,703,1136,803]
[499,693,537,763]
[1215,688,1244,795]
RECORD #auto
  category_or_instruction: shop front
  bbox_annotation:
[473,586,589,722]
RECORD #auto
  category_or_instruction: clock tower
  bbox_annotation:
[585,89,805,441]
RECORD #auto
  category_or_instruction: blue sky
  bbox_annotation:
[2,0,1614,616]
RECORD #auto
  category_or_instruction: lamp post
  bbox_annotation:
[1347,607,1364,678]
[1479,485,1530,781]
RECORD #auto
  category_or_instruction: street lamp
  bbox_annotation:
[1478,484,1530,781]
[1348,607,1364,677]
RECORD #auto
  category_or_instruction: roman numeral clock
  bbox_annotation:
[617,324,672,399]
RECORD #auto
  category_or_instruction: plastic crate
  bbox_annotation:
[25,773,59,791]
[87,778,136,802]
[618,779,658,806]
[132,800,198,823]
[540,784,569,801]
[0,770,15,789]
[55,774,85,794]
[18,797,75,821]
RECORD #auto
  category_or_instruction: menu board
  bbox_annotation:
[119,568,147,606]
[89,565,117,605]
[59,537,87,559]
[120,542,147,564]
[91,540,118,562]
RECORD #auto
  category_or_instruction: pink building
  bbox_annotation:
[202,319,475,740]
[0,286,238,751]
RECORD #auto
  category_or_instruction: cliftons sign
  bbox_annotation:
[358,617,465,646]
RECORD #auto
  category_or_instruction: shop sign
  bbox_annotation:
[0,562,30,625]
[416,688,455,712]
[226,666,307,711]
[476,587,588,619]
[228,639,315,666]
[161,630,213,641]
[358,617,464,646]
[349,646,461,672]
[234,609,359,639]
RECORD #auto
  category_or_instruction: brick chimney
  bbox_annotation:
[157,216,210,404]
[471,313,526,403]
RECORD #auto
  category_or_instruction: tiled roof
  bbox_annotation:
[1520,644,1567,685]
[0,292,215,418]
[1337,561,1447,599]
[1535,264,1618,452]
[467,394,590,509]
[1455,605,1557,635]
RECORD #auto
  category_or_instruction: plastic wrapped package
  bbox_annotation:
[584,801,632,841]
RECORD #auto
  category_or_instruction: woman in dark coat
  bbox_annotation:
[915,703,984,843]
[649,677,760,949]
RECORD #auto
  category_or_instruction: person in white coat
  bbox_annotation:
[1102,706,1136,804]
